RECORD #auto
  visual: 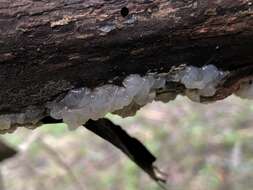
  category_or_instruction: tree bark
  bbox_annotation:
[0,0,253,114]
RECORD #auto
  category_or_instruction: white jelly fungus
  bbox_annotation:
[0,65,229,131]
[47,65,227,130]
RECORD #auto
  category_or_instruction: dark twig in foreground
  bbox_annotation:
[39,116,167,188]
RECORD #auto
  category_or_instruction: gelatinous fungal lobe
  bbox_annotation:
[173,65,228,97]
[48,64,228,130]
[0,64,232,132]
[49,74,167,129]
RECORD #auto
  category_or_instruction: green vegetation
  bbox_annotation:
[2,96,253,190]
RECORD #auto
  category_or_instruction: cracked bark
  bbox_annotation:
[0,0,253,114]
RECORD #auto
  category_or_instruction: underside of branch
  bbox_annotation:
[0,0,252,132]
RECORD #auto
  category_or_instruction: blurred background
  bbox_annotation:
[1,95,253,190]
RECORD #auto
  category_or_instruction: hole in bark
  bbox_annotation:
[121,7,129,17]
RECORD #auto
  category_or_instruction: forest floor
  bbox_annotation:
[1,95,253,190]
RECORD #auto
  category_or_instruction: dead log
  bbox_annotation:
[0,0,252,118]
[1,1,253,184]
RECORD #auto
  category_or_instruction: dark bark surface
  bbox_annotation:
[0,0,253,114]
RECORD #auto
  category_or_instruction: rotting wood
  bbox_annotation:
[0,0,252,114]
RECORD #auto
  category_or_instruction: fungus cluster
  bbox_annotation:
[4,64,252,132]
[47,64,228,129]
[48,74,166,129]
